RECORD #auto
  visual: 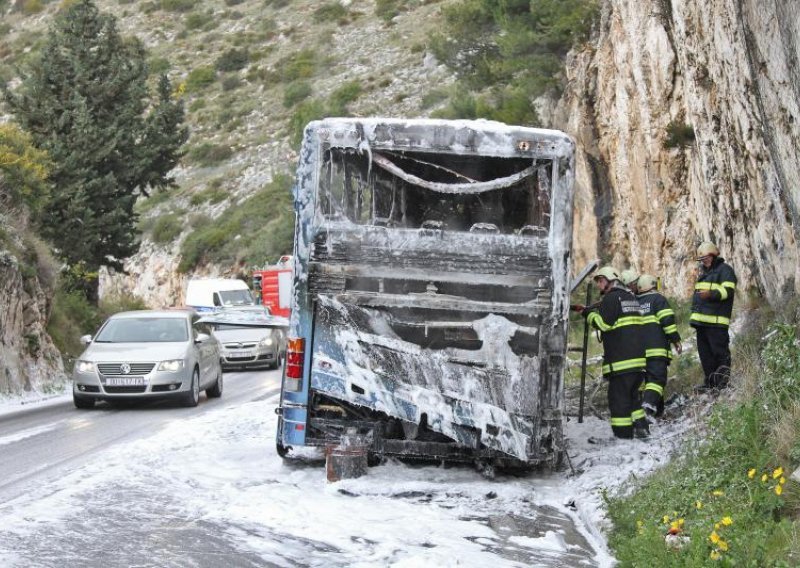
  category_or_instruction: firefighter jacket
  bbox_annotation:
[637,291,681,360]
[584,284,646,377]
[691,256,737,328]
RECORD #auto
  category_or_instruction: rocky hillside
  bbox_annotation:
[554,0,800,301]
[2,0,799,310]
[0,214,66,395]
[2,0,455,307]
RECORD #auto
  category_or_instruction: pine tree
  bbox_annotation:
[5,0,188,302]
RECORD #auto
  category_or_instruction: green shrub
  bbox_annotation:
[264,0,291,7]
[432,0,599,100]
[189,186,228,205]
[288,99,326,146]
[186,66,216,91]
[160,0,194,13]
[148,56,171,74]
[283,81,312,108]
[275,48,320,82]
[150,212,183,244]
[664,121,696,149]
[221,75,242,92]
[313,2,349,23]
[420,87,450,109]
[375,0,409,23]
[18,0,43,15]
[188,98,206,112]
[178,174,295,272]
[215,48,249,72]
[224,0,244,5]
[187,143,233,167]
[328,80,362,115]
[48,288,102,360]
[185,12,216,31]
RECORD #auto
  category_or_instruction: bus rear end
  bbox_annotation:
[277,118,575,468]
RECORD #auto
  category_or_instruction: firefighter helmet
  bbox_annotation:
[620,269,639,286]
[637,274,658,293]
[593,265,620,283]
[696,241,719,260]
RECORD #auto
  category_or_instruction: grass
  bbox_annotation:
[187,143,233,167]
[606,296,800,567]
[178,173,295,273]
[150,212,183,244]
[48,289,149,365]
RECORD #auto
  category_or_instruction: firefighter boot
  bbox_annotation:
[633,419,650,439]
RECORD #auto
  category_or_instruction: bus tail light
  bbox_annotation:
[285,338,305,391]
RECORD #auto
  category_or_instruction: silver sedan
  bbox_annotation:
[72,310,223,408]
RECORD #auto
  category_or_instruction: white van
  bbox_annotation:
[185,278,255,312]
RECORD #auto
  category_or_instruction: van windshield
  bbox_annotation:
[219,290,255,307]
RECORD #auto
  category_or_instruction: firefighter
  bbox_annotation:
[637,274,682,417]
[620,268,640,294]
[691,241,737,391]
[573,266,648,439]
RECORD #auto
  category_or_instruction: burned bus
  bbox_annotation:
[276,118,575,468]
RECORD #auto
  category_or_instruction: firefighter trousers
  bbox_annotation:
[608,371,647,439]
[642,358,669,415]
[696,326,731,388]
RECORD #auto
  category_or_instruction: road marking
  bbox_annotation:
[0,421,63,447]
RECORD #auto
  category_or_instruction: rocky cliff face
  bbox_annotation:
[0,249,66,395]
[555,0,800,300]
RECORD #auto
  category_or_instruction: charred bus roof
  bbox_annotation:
[303,117,575,160]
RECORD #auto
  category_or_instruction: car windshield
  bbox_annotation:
[94,317,189,343]
[219,289,254,306]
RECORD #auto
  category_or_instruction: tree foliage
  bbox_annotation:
[430,0,599,123]
[5,0,188,297]
[0,123,50,216]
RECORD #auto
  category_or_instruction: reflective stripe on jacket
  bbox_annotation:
[637,291,681,361]
[691,257,737,328]
[586,285,646,377]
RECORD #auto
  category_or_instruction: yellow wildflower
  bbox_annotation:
[780,477,787,485]
[719,540,729,552]
[709,531,720,544]
[669,519,685,531]
[748,468,756,479]
[637,520,643,528]
[721,516,733,526]
[712,490,724,496]
[710,550,721,561]
[762,473,768,482]
[773,467,784,479]
[714,523,721,530]
[775,484,783,496]
[663,515,670,524]
[696,500,703,509]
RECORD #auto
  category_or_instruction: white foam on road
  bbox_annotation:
[0,394,693,567]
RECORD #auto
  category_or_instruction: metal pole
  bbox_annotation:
[578,284,592,423]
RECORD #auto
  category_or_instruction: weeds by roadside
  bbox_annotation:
[606,296,800,567]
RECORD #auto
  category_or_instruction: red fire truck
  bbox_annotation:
[253,256,293,318]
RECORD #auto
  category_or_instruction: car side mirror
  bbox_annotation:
[195,332,210,344]
[80,335,93,346]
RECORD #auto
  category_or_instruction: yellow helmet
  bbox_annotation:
[620,269,639,286]
[593,265,620,283]
[637,274,658,293]
[696,241,719,260]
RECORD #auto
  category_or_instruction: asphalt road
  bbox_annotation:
[0,369,283,568]
[0,370,603,568]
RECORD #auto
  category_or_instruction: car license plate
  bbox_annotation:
[228,350,253,358]
[106,377,145,386]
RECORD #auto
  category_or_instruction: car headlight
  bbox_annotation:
[158,359,185,372]
[259,337,274,348]
[75,360,95,373]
